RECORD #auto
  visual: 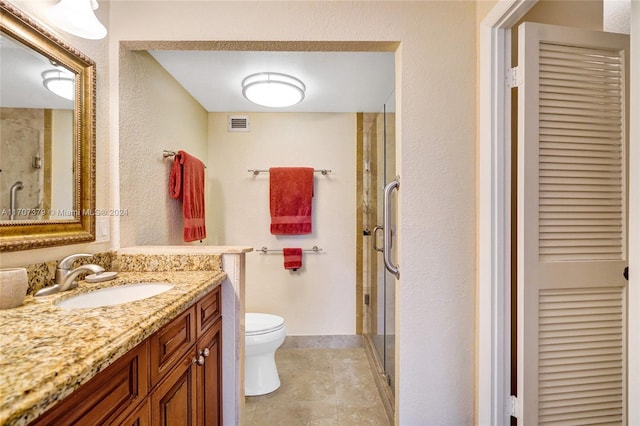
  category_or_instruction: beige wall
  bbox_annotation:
[516,0,603,30]
[209,112,356,335]
[118,50,209,247]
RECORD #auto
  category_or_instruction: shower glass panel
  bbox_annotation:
[364,89,396,395]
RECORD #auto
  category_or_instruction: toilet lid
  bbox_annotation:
[246,313,285,335]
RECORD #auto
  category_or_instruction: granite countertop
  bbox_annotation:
[0,270,226,425]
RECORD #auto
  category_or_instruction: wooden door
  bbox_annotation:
[517,22,629,425]
[196,319,222,426]
[151,354,198,426]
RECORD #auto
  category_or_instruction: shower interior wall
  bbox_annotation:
[0,108,81,219]
[0,108,45,218]
[360,112,381,338]
[208,112,357,336]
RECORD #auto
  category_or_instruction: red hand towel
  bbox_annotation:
[269,167,314,235]
[283,248,303,270]
[169,150,206,242]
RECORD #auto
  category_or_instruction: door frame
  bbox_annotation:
[477,1,639,425]
[628,3,640,425]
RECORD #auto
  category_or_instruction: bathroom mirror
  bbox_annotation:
[0,1,96,252]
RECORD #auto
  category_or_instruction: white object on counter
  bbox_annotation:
[0,268,28,309]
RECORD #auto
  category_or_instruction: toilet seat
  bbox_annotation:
[246,313,285,336]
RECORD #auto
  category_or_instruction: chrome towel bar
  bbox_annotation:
[163,149,207,168]
[248,169,331,175]
[256,246,323,254]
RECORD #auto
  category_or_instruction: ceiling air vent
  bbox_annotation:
[227,115,250,132]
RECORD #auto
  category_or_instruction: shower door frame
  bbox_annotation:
[357,92,396,421]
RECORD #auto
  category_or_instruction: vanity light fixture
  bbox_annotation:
[46,0,107,40]
[42,69,74,100]
[242,72,306,108]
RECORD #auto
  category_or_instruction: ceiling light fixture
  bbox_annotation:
[42,69,74,100]
[242,72,306,108]
[46,0,107,40]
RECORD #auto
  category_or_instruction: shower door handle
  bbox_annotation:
[373,226,384,252]
[383,179,399,279]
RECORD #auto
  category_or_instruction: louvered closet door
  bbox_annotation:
[517,22,629,425]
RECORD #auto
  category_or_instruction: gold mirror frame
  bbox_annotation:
[0,1,96,252]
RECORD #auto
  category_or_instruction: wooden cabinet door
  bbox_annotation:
[196,318,222,426]
[151,351,198,426]
[112,398,151,426]
[31,341,149,426]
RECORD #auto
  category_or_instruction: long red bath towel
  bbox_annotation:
[269,167,314,235]
[169,150,206,242]
[283,248,303,270]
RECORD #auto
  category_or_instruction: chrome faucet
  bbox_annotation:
[34,254,105,297]
[58,263,104,292]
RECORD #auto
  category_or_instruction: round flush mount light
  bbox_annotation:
[242,72,306,108]
[42,69,75,100]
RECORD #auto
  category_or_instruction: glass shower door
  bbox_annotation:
[371,90,396,393]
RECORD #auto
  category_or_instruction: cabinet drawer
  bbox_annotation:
[196,286,221,337]
[31,340,149,426]
[150,305,196,387]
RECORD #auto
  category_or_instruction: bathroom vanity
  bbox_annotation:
[0,246,251,426]
[32,285,222,425]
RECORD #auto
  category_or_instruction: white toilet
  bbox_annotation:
[244,312,286,396]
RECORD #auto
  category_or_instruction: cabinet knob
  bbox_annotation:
[192,355,205,366]
[201,348,210,358]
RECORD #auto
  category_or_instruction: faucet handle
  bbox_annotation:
[57,253,92,270]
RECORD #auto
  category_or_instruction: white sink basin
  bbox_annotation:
[55,282,175,309]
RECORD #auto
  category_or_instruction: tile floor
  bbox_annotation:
[245,347,391,425]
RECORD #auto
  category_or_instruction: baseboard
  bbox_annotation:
[281,335,363,349]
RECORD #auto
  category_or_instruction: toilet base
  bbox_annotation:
[245,351,281,396]
[245,315,286,396]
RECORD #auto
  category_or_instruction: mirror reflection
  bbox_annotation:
[0,32,75,221]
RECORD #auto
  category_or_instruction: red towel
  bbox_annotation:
[169,150,206,242]
[269,167,314,235]
[283,248,303,270]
